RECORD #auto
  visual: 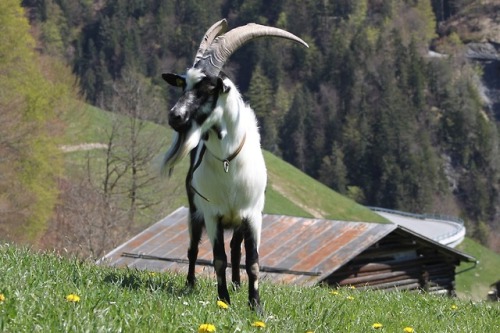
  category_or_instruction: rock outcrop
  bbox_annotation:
[466,41,500,119]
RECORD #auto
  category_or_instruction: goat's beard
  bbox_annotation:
[161,123,202,176]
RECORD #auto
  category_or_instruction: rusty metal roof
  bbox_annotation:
[100,207,474,286]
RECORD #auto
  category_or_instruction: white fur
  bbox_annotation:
[192,75,266,247]
[186,68,206,90]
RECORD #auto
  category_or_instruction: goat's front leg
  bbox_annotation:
[244,221,261,311]
[186,215,203,287]
[230,228,244,289]
[213,223,230,304]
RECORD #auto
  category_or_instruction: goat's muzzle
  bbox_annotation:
[168,108,190,132]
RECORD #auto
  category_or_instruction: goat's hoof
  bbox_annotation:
[249,301,263,315]
[218,297,231,305]
[185,278,197,288]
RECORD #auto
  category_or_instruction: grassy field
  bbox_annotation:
[0,244,498,333]
[455,238,500,300]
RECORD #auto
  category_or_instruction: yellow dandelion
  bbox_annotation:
[65,294,80,302]
[0,294,5,302]
[451,304,458,310]
[251,321,266,328]
[403,327,414,333]
[346,296,354,300]
[217,300,229,309]
[330,290,339,295]
[348,285,356,289]
[306,331,314,333]
[372,322,383,329]
[198,323,216,333]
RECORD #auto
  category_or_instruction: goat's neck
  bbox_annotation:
[204,92,246,161]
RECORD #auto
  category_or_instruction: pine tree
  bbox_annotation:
[318,143,348,194]
[247,65,276,151]
[280,87,312,171]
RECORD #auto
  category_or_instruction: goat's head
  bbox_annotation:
[161,19,308,174]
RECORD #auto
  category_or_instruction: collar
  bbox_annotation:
[190,133,247,203]
[208,133,246,173]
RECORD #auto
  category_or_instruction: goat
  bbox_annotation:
[161,19,308,310]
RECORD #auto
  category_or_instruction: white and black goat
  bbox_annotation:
[161,19,308,310]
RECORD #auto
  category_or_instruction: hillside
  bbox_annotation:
[264,151,387,222]
[20,0,500,252]
[0,244,498,333]
[67,104,386,222]
[41,103,386,257]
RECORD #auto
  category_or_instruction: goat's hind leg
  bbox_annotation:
[213,223,231,304]
[243,218,261,311]
[186,214,203,287]
[230,227,244,290]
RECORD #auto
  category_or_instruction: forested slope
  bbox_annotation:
[20,0,500,249]
[0,0,79,242]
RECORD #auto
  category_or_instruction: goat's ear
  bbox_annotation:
[217,77,231,94]
[162,73,186,88]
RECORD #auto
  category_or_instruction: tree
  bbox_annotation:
[47,177,126,258]
[39,0,67,56]
[105,69,167,228]
[247,65,275,151]
[280,87,313,172]
[1,0,70,242]
[318,143,348,194]
[47,69,175,258]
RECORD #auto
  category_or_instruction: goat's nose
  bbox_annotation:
[168,108,187,131]
[169,111,182,123]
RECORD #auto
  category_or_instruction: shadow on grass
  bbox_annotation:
[103,270,201,297]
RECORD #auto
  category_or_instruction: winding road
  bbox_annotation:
[370,208,466,248]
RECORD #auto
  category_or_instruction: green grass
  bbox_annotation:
[264,152,387,222]
[455,238,500,300]
[62,103,117,144]
[1,244,498,333]
[263,186,311,217]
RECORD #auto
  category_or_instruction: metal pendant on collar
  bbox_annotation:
[213,133,246,174]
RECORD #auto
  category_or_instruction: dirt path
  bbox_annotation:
[270,182,326,218]
[59,143,108,152]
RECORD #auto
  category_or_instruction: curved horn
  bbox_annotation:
[193,19,228,66]
[196,23,309,77]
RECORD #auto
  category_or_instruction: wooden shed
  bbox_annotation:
[100,207,475,295]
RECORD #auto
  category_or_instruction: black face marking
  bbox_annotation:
[167,73,226,132]
[190,77,220,125]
